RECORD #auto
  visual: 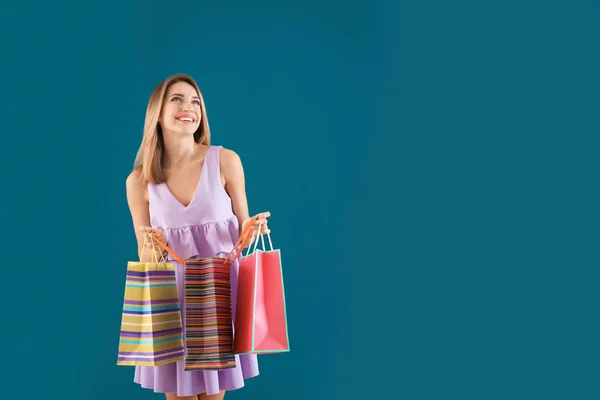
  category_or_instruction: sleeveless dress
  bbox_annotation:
[133,145,260,397]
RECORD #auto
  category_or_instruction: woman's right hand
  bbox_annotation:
[137,226,168,249]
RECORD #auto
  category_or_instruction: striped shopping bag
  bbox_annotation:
[183,257,237,370]
[117,234,185,367]
[152,222,255,371]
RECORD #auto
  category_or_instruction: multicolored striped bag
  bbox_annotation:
[183,257,237,370]
[152,222,255,371]
[117,234,185,367]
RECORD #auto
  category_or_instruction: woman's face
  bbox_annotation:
[160,81,202,136]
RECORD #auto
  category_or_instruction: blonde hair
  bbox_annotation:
[133,73,211,183]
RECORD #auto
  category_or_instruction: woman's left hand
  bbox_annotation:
[242,212,271,240]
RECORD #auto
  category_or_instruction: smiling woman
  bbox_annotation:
[124,74,270,400]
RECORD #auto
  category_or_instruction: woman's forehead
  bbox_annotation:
[167,81,197,96]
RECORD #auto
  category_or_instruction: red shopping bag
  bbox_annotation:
[232,223,290,354]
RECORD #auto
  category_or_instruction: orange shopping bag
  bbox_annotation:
[232,221,290,354]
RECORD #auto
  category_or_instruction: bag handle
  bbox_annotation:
[140,232,167,263]
[243,220,274,257]
[151,232,185,265]
[223,216,259,266]
[150,216,260,267]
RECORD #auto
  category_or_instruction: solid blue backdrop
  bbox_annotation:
[0,1,598,399]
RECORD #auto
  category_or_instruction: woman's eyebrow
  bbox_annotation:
[170,93,200,100]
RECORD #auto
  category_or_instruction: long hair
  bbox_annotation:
[132,73,211,183]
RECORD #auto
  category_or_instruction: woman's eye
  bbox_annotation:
[171,97,181,102]
[193,100,200,105]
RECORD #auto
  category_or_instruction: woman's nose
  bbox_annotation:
[181,100,193,111]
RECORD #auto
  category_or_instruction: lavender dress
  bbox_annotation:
[133,145,259,397]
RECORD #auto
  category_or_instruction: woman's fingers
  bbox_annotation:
[244,213,271,239]
[252,212,270,222]
[251,218,270,235]
[138,226,167,246]
[152,234,167,244]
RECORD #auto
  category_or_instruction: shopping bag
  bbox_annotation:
[185,224,257,370]
[233,222,290,354]
[151,222,255,371]
[182,256,238,371]
[117,233,185,367]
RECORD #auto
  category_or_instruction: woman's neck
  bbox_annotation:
[162,132,202,168]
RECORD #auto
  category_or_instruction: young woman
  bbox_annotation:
[125,73,270,400]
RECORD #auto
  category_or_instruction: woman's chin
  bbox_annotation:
[164,127,198,137]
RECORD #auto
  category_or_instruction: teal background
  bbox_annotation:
[1,1,598,399]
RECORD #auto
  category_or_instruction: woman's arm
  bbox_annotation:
[126,170,162,262]
[220,147,270,245]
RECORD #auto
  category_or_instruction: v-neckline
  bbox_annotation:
[162,149,208,210]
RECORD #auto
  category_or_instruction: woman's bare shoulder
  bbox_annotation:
[126,169,147,199]
[219,146,242,165]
